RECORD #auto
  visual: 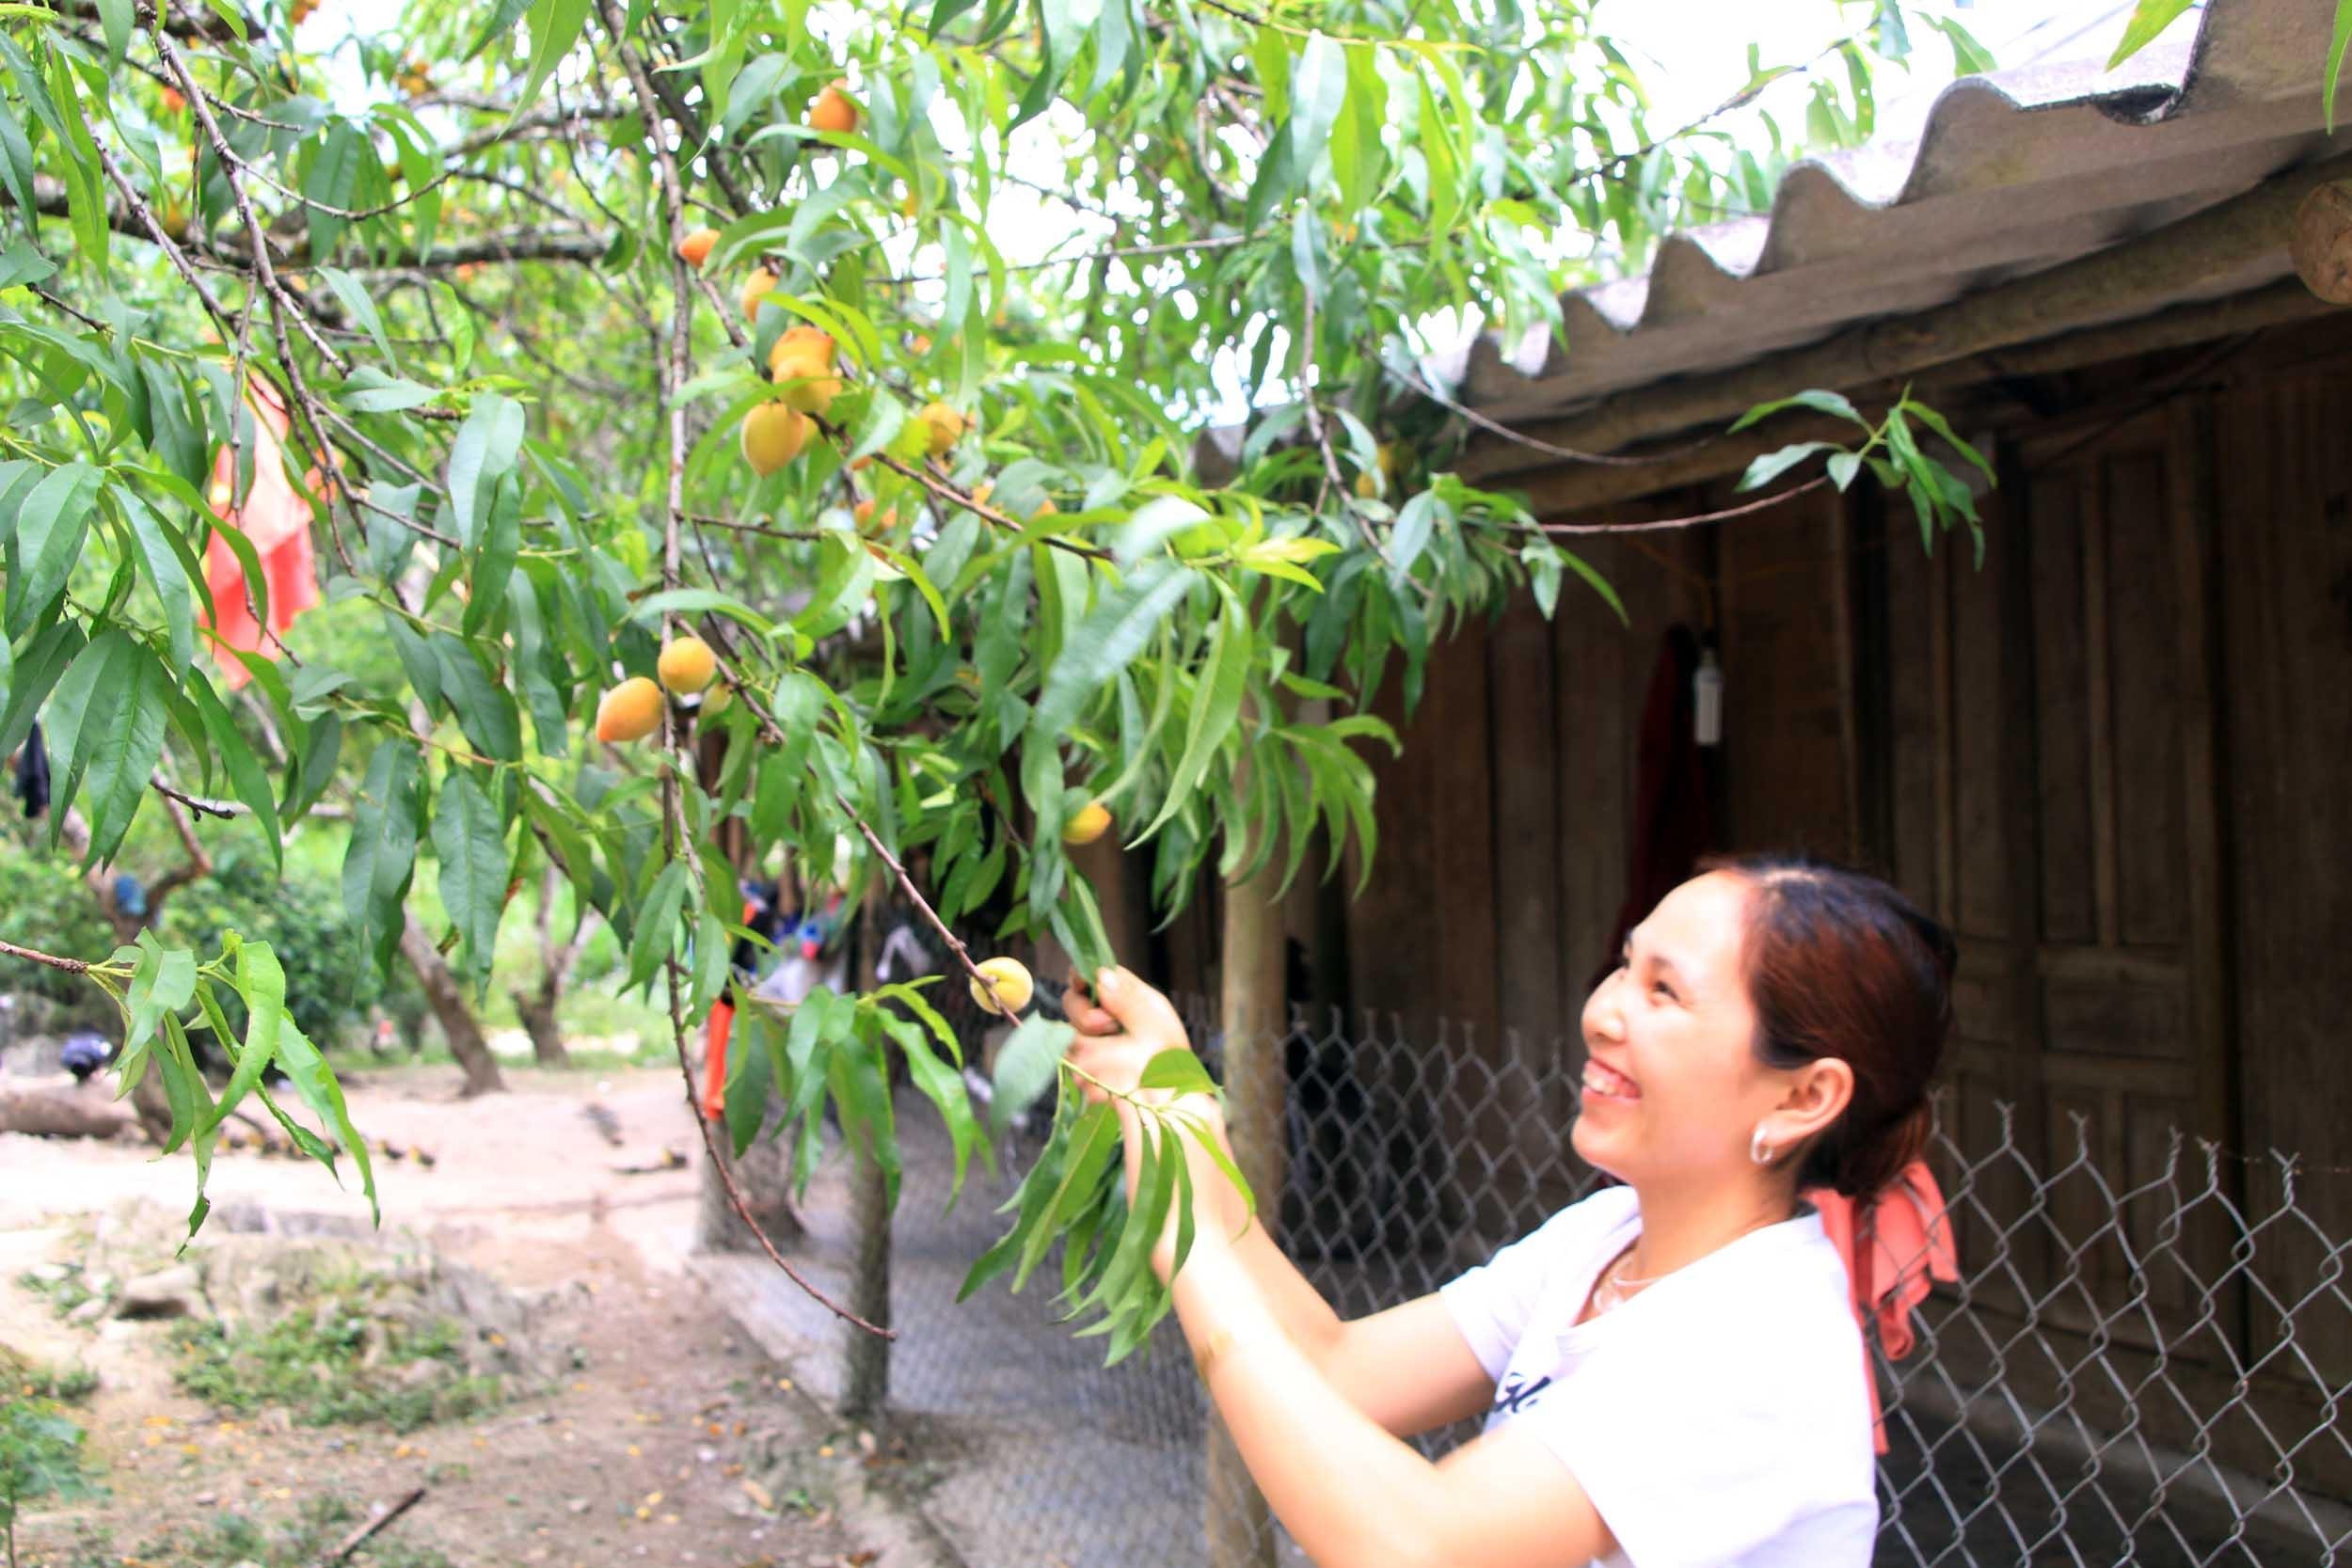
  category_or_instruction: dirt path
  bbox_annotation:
[0,1065,921,1568]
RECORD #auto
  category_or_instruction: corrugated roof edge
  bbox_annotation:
[1439,0,2333,408]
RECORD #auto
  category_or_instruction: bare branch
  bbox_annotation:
[1533,474,1832,535]
[0,937,92,974]
[1298,293,1405,581]
[444,100,629,161]
[1381,356,1712,469]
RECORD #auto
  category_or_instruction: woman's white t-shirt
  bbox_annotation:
[1437,1185,1878,1568]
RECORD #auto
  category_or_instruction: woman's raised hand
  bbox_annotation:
[1060,967,1249,1276]
[1060,965,1195,1106]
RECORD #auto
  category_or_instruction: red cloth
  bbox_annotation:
[201,380,320,689]
[1805,1162,1960,1454]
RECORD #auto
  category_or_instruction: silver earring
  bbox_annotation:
[1750,1124,1775,1165]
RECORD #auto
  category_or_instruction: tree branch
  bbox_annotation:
[609,3,890,1338]
[443,100,629,161]
[1382,356,1711,469]
[0,937,92,974]
[1532,474,1831,534]
[596,0,755,217]
[150,776,246,820]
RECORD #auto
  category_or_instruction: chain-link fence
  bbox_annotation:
[714,1006,2352,1567]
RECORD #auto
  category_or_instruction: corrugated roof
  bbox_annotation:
[1451,0,2347,433]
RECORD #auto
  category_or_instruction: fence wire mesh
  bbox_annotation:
[722,1006,2352,1568]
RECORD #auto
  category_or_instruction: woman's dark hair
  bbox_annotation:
[1701,852,1957,1199]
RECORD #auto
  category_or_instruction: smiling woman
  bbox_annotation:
[1058,854,1956,1568]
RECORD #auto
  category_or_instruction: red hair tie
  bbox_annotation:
[1804,1162,1960,1455]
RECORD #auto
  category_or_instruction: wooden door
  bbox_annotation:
[2017,404,2235,1347]
[1893,404,2237,1354]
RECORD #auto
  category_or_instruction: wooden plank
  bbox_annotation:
[2104,445,2189,950]
[2034,947,2185,986]
[2122,1092,2209,1324]
[1931,523,1957,927]
[2041,976,2189,1061]
[1487,594,1565,1174]
[2039,1080,2114,1331]
[2010,409,2237,1357]
[1069,836,1150,977]
[1949,1065,2035,1287]
[2211,364,2352,1392]
[1428,614,1499,1049]
[1159,870,1218,1011]
[1947,487,2011,942]
[2081,450,2121,948]
[1882,498,1942,907]
[2027,467,2095,946]
[1549,537,1634,1159]
[1424,617,1500,1236]
[2028,1052,2198,1095]
[1830,493,1864,863]
[1715,483,1852,853]
[2163,394,2235,1152]
[1987,446,2059,1297]
[1345,673,1426,1036]
[1552,536,1632,1004]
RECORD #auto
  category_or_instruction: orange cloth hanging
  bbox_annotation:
[701,999,736,1122]
[701,896,769,1121]
[201,379,321,689]
[1804,1162,1961,1455]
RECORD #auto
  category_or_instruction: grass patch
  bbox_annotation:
[0,1349,95,1405]
[106,1491,453,1568]
[167,1281,502,1434]
[1,1396,100,1568]
[13,1267,109,1323]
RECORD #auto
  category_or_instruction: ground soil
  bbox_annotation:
[0,1063,911,1568]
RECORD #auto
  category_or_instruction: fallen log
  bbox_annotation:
[0,1082,137,1139]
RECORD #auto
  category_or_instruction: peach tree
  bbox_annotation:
[0,0,1992,1352]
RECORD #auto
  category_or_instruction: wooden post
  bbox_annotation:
[1206,752,1288,1568]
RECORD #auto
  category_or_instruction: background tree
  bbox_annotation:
[511,863,596,1067]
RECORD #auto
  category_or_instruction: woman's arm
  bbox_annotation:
[1175,1227,1618,1568]
[1200,1113,1496,1436]
[1062,971,1505,1438]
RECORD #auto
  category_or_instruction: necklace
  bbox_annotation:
[1589,1245,1662,1315]
[1590,1208,1793,1316]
